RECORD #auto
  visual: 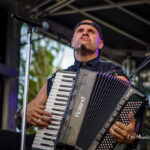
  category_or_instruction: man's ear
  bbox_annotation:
[98,40,104,49]
[71,38,74,47]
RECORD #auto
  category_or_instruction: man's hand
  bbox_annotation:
[109,112,136,144]
[21,101,51,128]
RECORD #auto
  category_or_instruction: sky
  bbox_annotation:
[56,45,74,69]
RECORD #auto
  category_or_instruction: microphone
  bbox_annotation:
[11,13,49,30]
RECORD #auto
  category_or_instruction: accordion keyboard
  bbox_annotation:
[32,71,76,150]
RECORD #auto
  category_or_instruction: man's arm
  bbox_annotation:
[16,82,51,129]
[109,75,136,144]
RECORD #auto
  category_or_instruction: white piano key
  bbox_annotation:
[54,76,74,81]
[45,106,65,111]
[48,94,68,99]
[34,143,54,149]
[52,83,73,89]
[52,81,74,87]
[35,134,57,140]
[46,100,67,105]
[46,105,66,110]
[51,85,72,91]
[50,120,61,125]
[49,89,70,96]
[53,78,74,83]
[37,128,58,134]
[32,143,54,150]
[47,96,68,102]
[50,115,63,120]
[47,124,60,130]
[48,93,69,99]
[33,138,54,146]
[56,72,76,77]
[45,107,65,114]
[51,110,64,115]
[46,101,67,108]
[55,75,75,80]
[51,107,66,112]
[47,97,68,102]
[47,100,67,104]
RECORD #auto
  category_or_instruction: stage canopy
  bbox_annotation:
[1,0,150,65]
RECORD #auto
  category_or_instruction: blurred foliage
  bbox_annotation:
[137,70,150,150]
[138,126,150,150]
[18,37,61,105]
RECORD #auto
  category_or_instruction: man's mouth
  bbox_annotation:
[80,37,90,41]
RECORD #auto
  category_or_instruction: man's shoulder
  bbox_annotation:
[100,60,119,66]
[64,65,75,71]
[98,61,122,72]
[98,61,129,78]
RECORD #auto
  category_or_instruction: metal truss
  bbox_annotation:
[29,0,150,56]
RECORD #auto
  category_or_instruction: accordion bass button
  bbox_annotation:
[112,111,118,117]
[100,128,106,135]
[105,122,111,129]
[108,117,114,123]
[116,105,122,111]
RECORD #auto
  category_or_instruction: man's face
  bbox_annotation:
[71,22,101,53]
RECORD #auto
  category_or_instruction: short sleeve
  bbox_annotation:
[47,73,56,97]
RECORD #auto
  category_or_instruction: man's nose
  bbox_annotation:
[82,30,89,36]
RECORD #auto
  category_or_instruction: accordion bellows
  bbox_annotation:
[32,69,148,150]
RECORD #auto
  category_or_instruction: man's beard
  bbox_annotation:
[75,44,95,56]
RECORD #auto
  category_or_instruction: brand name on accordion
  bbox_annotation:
[75,96,85,118]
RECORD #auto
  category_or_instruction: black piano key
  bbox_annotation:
[41,143,54,148]
[54,102,66,106]
[56,94,69,98]
[50,122,60,126]
[60,85,73,88]
[51,112,63,116]
[43,137,56,142]
[51,118,61,122]
[46,127,59,131]
[62,75,75,78]
[52,108,64,112]
[55,98,68,102]
[58,89,71,92]
[62,79,74,82]
[44,133,57,137]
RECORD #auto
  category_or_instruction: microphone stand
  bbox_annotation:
[129,56,150,79]
[21,26,32,150]
[11,13,49,150]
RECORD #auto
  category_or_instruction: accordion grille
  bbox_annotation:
[76,72,129,149]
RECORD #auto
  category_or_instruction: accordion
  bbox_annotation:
[32,69,148,150]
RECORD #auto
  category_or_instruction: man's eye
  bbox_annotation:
[89,30,94,34]
[77,29,83,33]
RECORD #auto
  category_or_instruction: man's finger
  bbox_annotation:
[43,110,52,117]
[32,111,51,124]
[38,105,46,109]
[35,108,51,117]
[111,124,127,138]
[109,127,124,141]
[115,121,127,130]
[31,117,49,127]
[129,112,135,127]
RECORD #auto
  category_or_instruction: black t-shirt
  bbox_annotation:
[47,57,127,96]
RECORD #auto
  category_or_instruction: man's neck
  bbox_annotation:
[75,52,98,62]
